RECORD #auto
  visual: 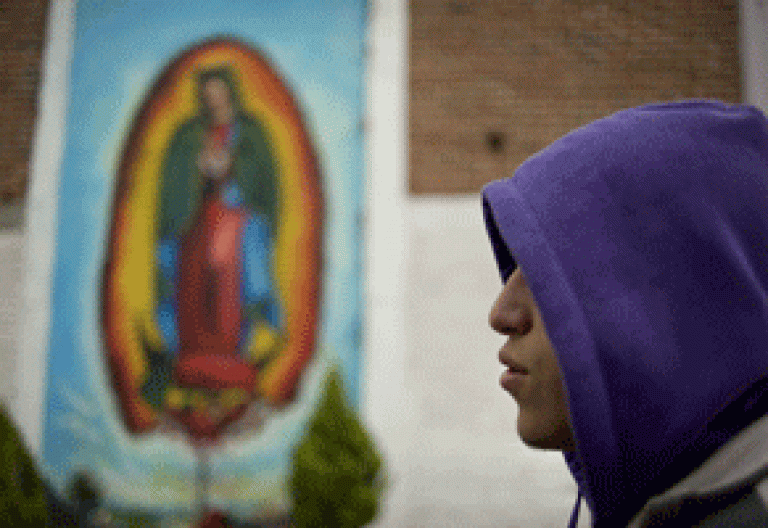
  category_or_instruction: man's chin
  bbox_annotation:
[518,423,575,451]
[520,435,562,451]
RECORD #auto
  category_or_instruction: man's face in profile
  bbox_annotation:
[489,267,575,451]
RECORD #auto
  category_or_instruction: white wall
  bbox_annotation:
[3,0,767,526]
[741,0,768,113]
[0,231,24,406]
[10,0,72,454]
[369,198,584,527]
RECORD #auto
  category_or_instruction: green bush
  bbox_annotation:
[0,403,47,527]
[290,367,386,528]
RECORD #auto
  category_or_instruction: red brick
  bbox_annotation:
[410,0,740,194]
[0,0,49,203]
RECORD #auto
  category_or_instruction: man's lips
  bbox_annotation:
[499,353,529,374]
[500,369,527,394]
[499,354,529,394]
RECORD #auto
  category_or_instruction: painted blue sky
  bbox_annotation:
[42,0,366,515]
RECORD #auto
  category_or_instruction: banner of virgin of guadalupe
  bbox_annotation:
[37,2,365,526]
[105,46,322,443]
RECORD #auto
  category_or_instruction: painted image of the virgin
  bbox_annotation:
[102,39,322,442]
[155,66,282,393]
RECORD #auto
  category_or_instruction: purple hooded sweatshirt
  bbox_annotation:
[482,101,768,527]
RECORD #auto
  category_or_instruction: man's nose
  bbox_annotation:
[488,299,504,334]
[489,299,531,336]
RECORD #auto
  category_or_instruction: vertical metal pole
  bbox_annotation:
[195,443,211,520]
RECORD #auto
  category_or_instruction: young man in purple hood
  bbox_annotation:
[482,101,768,527]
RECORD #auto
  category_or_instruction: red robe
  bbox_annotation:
[170,125,257,438]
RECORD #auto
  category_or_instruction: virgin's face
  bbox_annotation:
[489,267,575,451]
[202,78,232,115]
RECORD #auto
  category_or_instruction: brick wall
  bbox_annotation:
[0,0,50,203]
[410,0,742,194]
[0,0,743,196]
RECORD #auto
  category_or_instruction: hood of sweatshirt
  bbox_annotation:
[482,100,768,527]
